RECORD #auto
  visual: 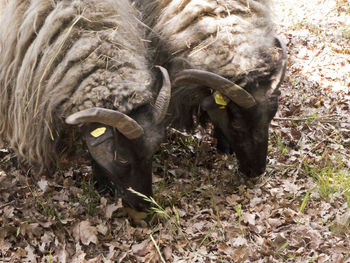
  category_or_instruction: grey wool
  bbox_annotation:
[136,0,276,80]
[0,0,153,172]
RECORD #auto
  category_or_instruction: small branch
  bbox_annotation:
[150,234,166,263]
[273,117,349,124]
[0,200,15,209]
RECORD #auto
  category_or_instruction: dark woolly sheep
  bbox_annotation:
[0,0,171,210]
[135,0,287,177]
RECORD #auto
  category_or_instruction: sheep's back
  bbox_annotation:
[142,0,275,79]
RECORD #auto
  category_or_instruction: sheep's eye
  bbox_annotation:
[114,151,129,165]
[119,159,129,164]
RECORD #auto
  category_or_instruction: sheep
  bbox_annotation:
[135,0,287,177]
[0,0,171,210]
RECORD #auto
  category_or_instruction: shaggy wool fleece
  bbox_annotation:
[0,0,152,171]
[137,0,276,79]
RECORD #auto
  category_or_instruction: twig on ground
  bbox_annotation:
[0,200,15,209]
[274,117,349,124]
[150,234,166,263]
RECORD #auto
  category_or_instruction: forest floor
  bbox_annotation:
[0,0,349,262]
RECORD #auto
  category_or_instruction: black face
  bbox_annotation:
[201,91,279,177]
[82,105,165,211]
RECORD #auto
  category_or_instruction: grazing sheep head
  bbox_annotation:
[174,38,286,177]
[200,86,280,177]
[66,67,171,210]
[0,0,170,212]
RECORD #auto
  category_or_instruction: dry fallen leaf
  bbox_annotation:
[56,245,69,263]
[123,207,147,223]
[3,205,14,218]
[0,238,11,253]
[232,236,248,247]
[96,223,108,236]
[105,203,120,219]
[24,245,36,263]
[73,220,98,246]
[37,178,48,192]
[163,245,172,260]
[242,212,256,226]
[131,239,149,257]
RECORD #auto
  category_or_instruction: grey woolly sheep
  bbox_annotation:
[0,0,171,210]
[135,0,287,177]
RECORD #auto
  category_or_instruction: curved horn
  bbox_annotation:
[271,36,287,92]
[174,69,256,108]
[153,66,171,124]
[65,107,144,139]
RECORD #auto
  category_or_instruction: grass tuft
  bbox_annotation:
[79,178,100,215]
[305,163,350,204]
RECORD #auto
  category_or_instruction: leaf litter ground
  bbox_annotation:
[0,0,349,262]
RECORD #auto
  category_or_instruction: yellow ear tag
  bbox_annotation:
[214,93,228,109]
[90,127,107,138]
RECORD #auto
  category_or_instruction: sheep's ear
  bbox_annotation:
[167,57,193,77]
[200,94,228,111]
[65,107,144,139]
[84,125,114,147]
